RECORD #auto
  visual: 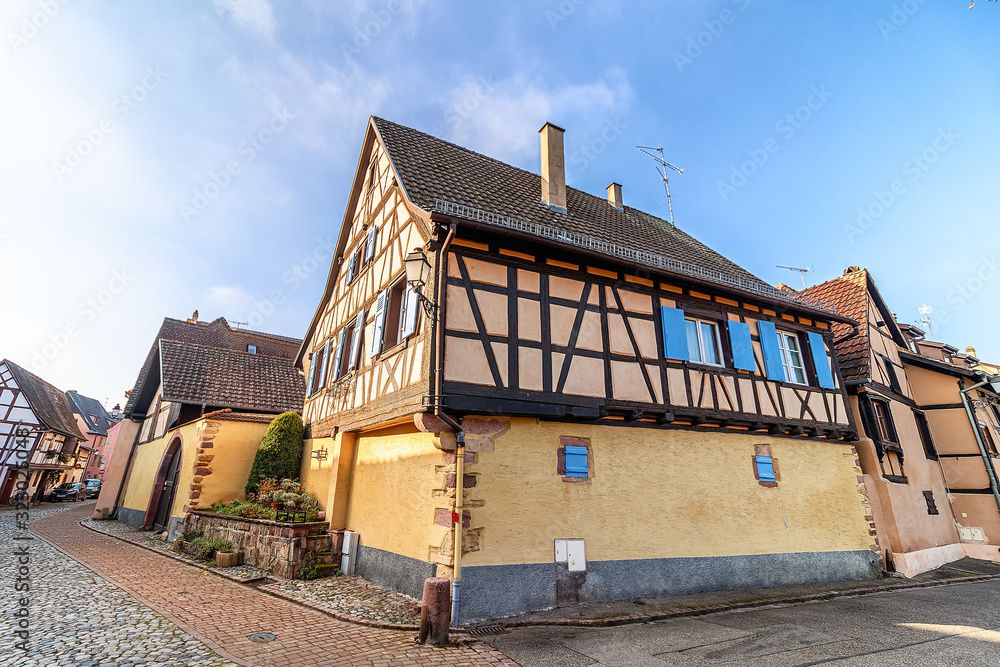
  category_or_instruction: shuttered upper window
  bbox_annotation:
[776,330,807,385]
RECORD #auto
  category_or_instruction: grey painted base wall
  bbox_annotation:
[116,507,145,529]
[355,544,437,600]
[459,550,881,623]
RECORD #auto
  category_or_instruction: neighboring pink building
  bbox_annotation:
[66,391,121,481]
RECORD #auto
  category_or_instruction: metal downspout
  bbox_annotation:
[959,379,1000,514]
[429,222,465,625]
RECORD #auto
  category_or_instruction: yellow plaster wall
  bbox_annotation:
[120,420,200,513]
[301,436,336,509]
[121,419,269,519]
[195,420,271,509]
[344,427,447,561]
[463,418,873,567]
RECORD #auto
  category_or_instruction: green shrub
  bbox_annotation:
[245,412,304,497]
[188,537,233,562]
[211,500,276,521]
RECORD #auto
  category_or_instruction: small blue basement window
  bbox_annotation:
[565,445,589,478]
[755,455,776,483]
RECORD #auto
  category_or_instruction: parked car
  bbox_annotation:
[84,479,102,498]
[49,483,86,502]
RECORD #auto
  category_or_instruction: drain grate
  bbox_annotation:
[466,625,505,636]
[248,632,276,643]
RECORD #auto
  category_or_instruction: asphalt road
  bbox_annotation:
[484,579,1000,666]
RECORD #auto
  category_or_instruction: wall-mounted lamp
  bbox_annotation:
[404,247,437,316]
[310,448,328,460]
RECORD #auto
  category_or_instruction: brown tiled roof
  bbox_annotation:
[372,117,767,289]
[799,270,870,382]
[3,360,87,440]
[124,317,301,417]
[159,340,304,414]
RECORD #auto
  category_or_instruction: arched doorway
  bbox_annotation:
[145,437,182,531]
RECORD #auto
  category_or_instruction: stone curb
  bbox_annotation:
[79,519,1000,636]
[472,573,1000,629]
[80,519,425,632]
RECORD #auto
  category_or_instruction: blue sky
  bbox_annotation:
[1,0,998,406]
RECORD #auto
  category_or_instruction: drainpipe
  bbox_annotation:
[451,419,465,627]
[958,378,1000,515]
[428,222,466,626]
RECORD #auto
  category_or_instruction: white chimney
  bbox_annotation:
[539,122,566,213]
[607,182,623,211]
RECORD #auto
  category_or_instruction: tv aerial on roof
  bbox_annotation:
[637,146,683,227]
[776,265,813,290]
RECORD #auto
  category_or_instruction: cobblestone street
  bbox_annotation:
[1,502,238,667]
[7,504,516,667]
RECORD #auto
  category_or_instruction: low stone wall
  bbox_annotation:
[185,511,331,579]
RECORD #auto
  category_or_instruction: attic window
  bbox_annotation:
[247,344,257,354]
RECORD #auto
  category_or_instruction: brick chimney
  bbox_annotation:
[539,122,566,213]
[967,346,977,358]
[187,310,199,324]
[607,182,623,211]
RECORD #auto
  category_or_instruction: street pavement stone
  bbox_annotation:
[24,504,517,667]
[0,502,237,667]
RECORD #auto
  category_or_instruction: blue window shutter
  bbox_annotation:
[332,329,346,379]
[808,331,835,389]
[727,321,755,371]
[756,320,785,381]
[564,445,589,477]
[364,227,377,263]
[660,306,689,361]
[755,455,776,482]
[318,338,331,388]
[346,253,357,283]
[400,283,419,339]
[348,307,366,370]
[369,291,388,360]
[306,352,316,395]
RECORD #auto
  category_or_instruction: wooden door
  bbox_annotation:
[152,448,181,532]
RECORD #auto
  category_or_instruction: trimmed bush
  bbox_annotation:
[245,412,304,497]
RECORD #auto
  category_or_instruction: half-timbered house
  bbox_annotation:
[798,269,963,575]
[0,359,88,504]
[296,117,878,623]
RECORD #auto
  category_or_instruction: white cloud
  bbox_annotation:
[213,0,276,39]
[438,68,634,169]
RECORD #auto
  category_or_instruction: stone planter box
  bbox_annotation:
[185,510,332,579]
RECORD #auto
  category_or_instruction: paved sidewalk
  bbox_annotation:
[30,505,517,667]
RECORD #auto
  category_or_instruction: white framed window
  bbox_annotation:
[685,318,723,366]
[776,330,807,384]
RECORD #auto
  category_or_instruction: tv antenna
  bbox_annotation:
[229,319,248,330]
[775,265,813,289]
[637,145,683,226]
[918,304,934,341]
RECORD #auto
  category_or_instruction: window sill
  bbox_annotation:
[757,480,778,488]
[562,476,591,484]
